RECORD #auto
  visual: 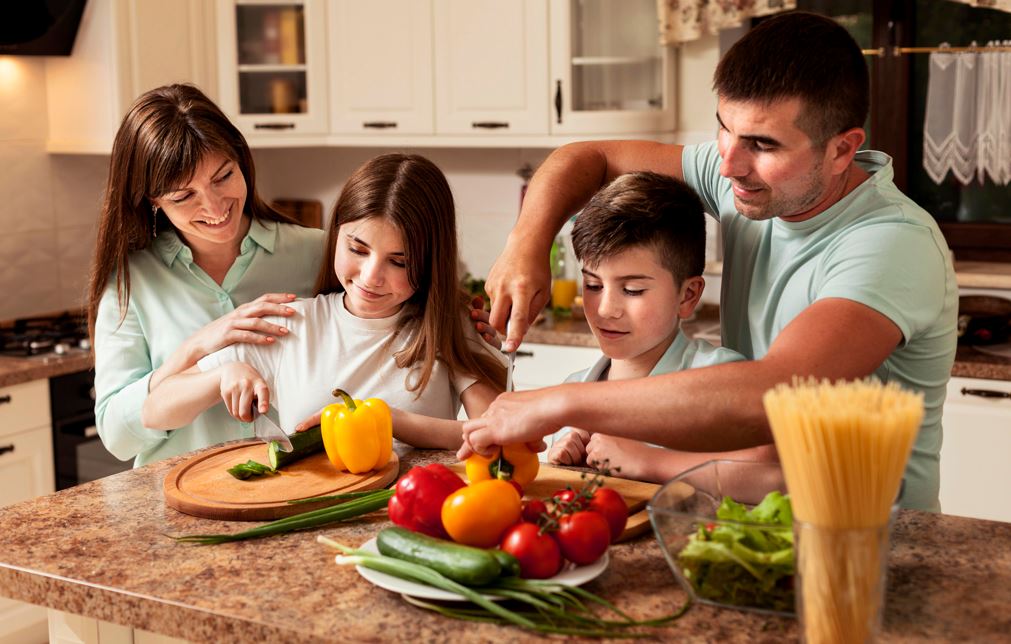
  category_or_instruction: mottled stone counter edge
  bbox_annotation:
[0,354,92,388]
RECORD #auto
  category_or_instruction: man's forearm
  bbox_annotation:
[549,360,778,451]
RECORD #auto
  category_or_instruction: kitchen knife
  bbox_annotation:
[254,404,294,453]
[504,322,515,393]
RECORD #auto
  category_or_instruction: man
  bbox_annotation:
[460,12,957,511]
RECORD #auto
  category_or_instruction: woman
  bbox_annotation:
[88,84,325,467]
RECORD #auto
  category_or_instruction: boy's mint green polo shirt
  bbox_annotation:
[682,141,958,512]
[94,219,325,467]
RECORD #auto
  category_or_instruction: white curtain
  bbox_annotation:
[945,0,1011,13]
[656,0,796,45]
[923,42,1011,186]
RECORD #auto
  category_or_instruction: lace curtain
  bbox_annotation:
[657,0,796,45]
[924,43,1011,186]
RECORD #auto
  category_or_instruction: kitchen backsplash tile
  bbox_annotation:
[50,155,110,227]
[0,230,62,320]
[0,142,55,234]
[56,223,99,311]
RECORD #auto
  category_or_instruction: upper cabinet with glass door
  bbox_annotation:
[549,0,675,135]
[216,0,329,137]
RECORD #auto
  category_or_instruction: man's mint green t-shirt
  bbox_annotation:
[682,142,958,512]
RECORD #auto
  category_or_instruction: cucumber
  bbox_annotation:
[268,424,324,470]
[489,548,521,577]
[376,527,502,586]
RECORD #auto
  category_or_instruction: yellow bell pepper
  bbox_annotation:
[465,442,539,487]
[321,388,393,474]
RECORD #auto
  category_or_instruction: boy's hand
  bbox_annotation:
[547,428,590,465]
[219,362,270,423]
[586,434,655,481]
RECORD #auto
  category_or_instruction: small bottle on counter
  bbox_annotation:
[550,235,578,316]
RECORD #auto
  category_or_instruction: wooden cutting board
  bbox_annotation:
[163,441,399,521]
[448,463,663,543]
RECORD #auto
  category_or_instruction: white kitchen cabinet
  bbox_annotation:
[45,0,217,153]
[433,0,550,136]
[940,376,1011,523]
[48,610,189,644]
[0,380,54,644]
[548,0,675,135]
[512,342,600,390]
[216,0,330,138]
[327,0,434,135]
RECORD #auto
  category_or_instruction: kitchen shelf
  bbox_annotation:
[571,55,660,66]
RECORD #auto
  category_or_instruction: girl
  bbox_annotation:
[143,154,506,450]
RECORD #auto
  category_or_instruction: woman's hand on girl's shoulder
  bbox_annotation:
[219,362,270,422]
[186,292,298,361]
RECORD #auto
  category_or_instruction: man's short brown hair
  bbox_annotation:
[713,11,869,146]
[572,172,706,285]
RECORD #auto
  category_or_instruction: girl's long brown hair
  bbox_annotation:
[86,84,299,343]
[315,153,506,395]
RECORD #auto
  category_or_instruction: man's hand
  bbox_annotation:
[547,428,590,466]
[457,387,565,459]
[485,238,551,352]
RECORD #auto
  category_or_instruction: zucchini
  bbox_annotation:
[376,527,502,586]
[489,548,521,577]
[268,424,324,470]
[227,459,278,480]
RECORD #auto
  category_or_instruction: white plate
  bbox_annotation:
[350,537,609,602]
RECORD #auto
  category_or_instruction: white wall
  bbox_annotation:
[0,33,722,322]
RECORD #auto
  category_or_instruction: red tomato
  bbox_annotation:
[507,479,524,497]
[500,522,562,579]
[555,511,611,565]
[588,487,629,542]
[551,488,584,510]
[521,498,548,524]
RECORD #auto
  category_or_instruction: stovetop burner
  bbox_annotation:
[0,312,90,358]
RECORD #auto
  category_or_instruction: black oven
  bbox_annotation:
[51,370,132,490]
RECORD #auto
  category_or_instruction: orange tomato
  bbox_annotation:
[441,479,522,547]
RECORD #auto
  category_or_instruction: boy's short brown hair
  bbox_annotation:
[572,172,706,285]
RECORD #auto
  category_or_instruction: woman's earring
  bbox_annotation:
[151,203,158,238]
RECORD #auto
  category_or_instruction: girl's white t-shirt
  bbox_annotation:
[198,292,500,451]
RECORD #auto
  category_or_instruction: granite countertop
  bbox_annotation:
[0,350,92,388]
[0,448,1009,643]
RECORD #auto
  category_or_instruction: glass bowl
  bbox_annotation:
[647,459,794,617]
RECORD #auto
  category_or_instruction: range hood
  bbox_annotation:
[0,0,87,56]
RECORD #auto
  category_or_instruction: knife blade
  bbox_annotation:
[254,404,294,453]
[503,321,515,393]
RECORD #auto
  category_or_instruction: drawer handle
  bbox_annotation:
[961,387,1011,400]
[0,394,10,405]
[514,350,534,358]
[254,122,296,130]
[471,121,509,129]
[363,121,398,129]
[0,444,13,456]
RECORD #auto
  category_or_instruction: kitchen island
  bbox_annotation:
[1,448,1009,643]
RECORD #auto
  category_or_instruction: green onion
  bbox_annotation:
[319,537,691,637]
[171,489,394,545]
[287,490,385,505]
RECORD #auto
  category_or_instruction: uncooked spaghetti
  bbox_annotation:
[763,378,922,644]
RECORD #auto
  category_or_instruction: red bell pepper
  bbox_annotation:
[387,463,465,538]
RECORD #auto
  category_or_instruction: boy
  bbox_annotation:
[547,172,776,483]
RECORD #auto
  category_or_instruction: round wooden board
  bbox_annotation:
[163,441,399,521]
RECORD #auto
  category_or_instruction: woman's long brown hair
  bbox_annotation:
[86,84,299,343]
[315,153,506,396]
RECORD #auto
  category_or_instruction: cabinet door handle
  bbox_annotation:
[961,387,1011,400]
[363,121,398,129]
[471,121,509,129]
[0,444,14,456]
[515,350,534,358]
[254,122,296,130]
[0,394,10,405]
[554,79,563,124]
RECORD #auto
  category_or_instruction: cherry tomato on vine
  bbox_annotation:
[521,498,548,524]
[500,522,563,579]
[555,510,611,565]
[588,487,629,542]
[551,488,584,510]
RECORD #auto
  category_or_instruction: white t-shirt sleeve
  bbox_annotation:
[196,314,289,395]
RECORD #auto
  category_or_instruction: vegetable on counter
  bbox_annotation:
[268,424,324,470]
[321,536,692,637]
[376,526,512,586]
[465,443,539,487]
[321,388,393,474]
[441,479,522,548]
[387,463,465,539]
[676,491,795,613]
[170,488,394,545]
